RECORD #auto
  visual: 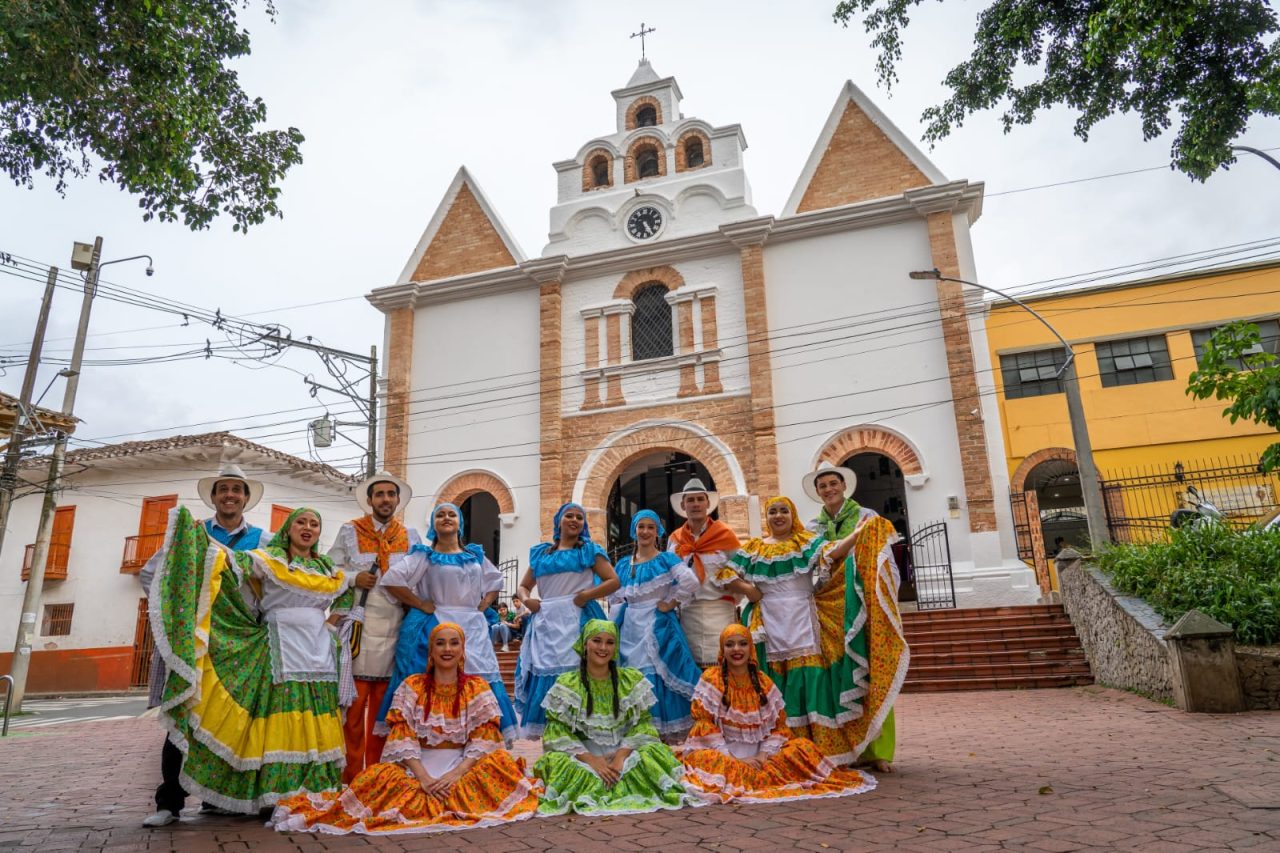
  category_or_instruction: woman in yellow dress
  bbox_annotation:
[269,622,540,835]
[679,624,876,804]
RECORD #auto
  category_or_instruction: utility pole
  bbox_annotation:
[909,268,1112,550]
[8,238,102,714]
[366,346,378,478]
[0,267,58,562]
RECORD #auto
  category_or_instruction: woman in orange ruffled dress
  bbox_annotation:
[269,623,540,835]
[678,624,876,804]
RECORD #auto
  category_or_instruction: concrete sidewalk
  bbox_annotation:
[1,686,1277,851]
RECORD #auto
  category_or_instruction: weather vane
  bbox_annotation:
[630,22,656,61]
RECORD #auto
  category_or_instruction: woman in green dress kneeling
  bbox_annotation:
[533,619,697,816]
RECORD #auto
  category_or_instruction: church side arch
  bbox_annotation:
[1009,447,1077,495]
[814,425,926,478]
[432,469,516,515]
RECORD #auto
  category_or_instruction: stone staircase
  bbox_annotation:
[901,604,1093,693]
[492,604,1093,698]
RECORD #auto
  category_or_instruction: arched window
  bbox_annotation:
[631,284,673,360]
[684,137,704,168]
[590,155,610,187]
[636,105,658,127]
[637,147,660,178]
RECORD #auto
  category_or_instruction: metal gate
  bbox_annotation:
[904,520,956,610]
[129,598,154,688]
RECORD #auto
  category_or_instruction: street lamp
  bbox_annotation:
[33,369,78,410]
[1231,146,1280,172]
[908,267,1111,549]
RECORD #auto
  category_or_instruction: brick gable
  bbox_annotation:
[410,183,517,282]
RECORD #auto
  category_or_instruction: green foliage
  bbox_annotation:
[1186,321,1280,472]
[1098,524,1280,646]
[832,0,1280,180]
[0,1,303,232]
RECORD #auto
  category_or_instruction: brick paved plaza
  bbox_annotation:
[2,686,1277,852]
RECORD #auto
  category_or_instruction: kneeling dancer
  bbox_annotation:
[533,620,697,816]
[271,622,540,835]
[679,624,876,804]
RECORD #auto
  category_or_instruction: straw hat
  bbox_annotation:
[671,477,720,517]
[357,470,413,515]
[801,460,857,504]
[197,463,264,512]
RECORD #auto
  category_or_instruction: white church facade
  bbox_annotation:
[367,61,1037,607]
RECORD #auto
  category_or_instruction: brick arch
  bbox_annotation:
[577,425,741,514]
[625,95,663,131]
[613,265,684,300]
[675,128,712,172]
[431,469,515,514]
[624,135,667,183]
[815,426,925,476]
[581,148,614,192]
[1010,447,1077,494]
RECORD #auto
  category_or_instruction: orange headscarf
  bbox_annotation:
[718,623,758,667]
[762,496,808,540]
[420,621,475,718]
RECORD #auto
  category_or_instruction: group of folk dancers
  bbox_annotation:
[138,458,907,835]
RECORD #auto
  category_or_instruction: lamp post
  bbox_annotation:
[7,240,154,714]
[908,268,1111,550]
[1231,145,1280,172]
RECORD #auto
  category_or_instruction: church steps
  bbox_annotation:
[900,672,1095,693]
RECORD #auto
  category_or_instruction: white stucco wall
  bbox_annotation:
[759,217,1033,605]
[0,452,354,655]
[405,284,543,559]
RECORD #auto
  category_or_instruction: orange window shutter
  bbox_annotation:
[51,506,75,574]
[271,504,294,531]
[139,495,178,537]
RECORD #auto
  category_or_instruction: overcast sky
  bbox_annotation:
[2,0,1277,477]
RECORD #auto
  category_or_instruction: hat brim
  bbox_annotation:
[197,475,264,512]
[357,473,413,515]
[802,465,857,504]
[671,490,721,518]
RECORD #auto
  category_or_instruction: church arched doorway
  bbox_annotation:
[843,452,910,537]
[605,451,715,556]
[460,491,501,564]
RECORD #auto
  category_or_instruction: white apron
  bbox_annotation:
[266,606,336,683]
[757,574,821,662]
[352,588,403,680]
[523,594,585,675]
[434,606,501,682]
[680,599,738,667]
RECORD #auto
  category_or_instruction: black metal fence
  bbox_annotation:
[1101,456,1280,544]
[902,520,956,610]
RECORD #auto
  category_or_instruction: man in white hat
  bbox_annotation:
[802,459,903,774]
[326,471,420,783]
[139,462,267,827]
[666,477,760,667]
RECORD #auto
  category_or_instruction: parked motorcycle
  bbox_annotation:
[1169,485,1226,530]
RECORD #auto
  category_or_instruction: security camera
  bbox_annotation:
[145,266,154,277]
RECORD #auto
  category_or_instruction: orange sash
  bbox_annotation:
[351,515,410,574]
[669,519,740,583]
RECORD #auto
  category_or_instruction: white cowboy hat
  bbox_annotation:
[198,463,264,512]
[357,470,413,515]
[802,460,858,504]
[671,477,720,517]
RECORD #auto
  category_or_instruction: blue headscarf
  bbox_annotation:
[553,502,593,543]
[427,502,464,543]
[629,508,665,541]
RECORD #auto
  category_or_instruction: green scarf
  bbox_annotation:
[262,506,336,574]
[817,497,863,542]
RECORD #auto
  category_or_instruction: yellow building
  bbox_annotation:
[985,259,1280,559]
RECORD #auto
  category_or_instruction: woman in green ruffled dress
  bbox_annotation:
[153,505,353,812]
[532,620,697,816]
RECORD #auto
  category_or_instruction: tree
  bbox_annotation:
[1186,321,1280,472]
[832,1,1280,180]
[0,1,303,232]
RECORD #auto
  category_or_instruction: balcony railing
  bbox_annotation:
[21,543,70,581]
[121,532,166,574]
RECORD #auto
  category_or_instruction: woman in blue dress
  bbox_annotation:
[513,502,620,738]
[610,509,703,739]
[377,503,518,742]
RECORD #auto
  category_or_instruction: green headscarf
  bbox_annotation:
[265,506,335,572]
[573,618,619,659]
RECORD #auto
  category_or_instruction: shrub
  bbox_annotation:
[1097,525,1280,646]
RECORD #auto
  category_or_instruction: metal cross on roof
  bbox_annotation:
[630,22,656,60]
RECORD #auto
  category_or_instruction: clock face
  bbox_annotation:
[626,206,664,240]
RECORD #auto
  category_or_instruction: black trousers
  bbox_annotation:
[154,735,188,814]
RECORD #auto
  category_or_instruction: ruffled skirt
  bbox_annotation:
[269,749,540,835]
[533,741,696,816]
[681,738,876,804]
